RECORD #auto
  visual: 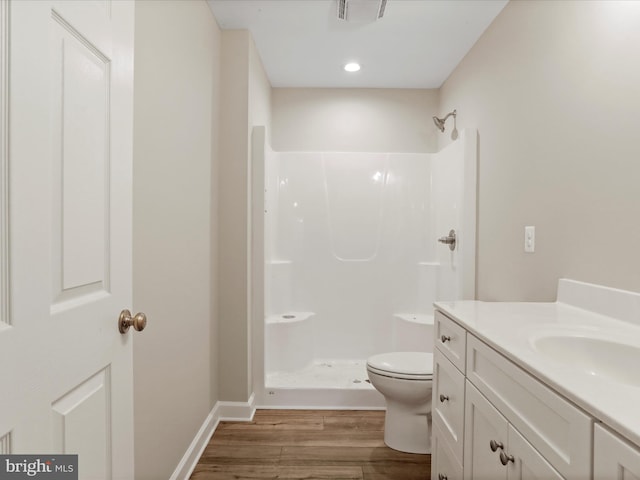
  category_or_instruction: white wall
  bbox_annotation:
[272,88,440,152]
[440,0,640,301]
[218,30,250,402]
[132,2,220,479]
[218,30,272,401]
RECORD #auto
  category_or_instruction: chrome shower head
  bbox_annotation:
[433,116,446,132]
[433,109,457,133]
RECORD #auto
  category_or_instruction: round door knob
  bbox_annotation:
[439,394,450,403]
[119,309,147,334]
[441,335,451,343]
[438,474,448,480]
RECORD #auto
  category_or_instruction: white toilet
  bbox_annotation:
[366,351,433,454]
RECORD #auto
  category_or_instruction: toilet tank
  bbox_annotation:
[392,314,434,353]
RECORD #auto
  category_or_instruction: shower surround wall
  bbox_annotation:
[259,129,476,408]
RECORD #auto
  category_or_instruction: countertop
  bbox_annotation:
[434,297,640,448]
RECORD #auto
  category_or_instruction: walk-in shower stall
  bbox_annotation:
[253,128,477,408]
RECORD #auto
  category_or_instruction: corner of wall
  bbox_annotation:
[169,394,256,480]
[217,26,272,403]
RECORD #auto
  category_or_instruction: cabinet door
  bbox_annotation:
[507,425,563,480]
[464,382,508,480]
[594,424,640,479]
[433,347,466,459]
[432,420,463,480]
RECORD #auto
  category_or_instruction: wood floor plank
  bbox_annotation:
[363,463,430,480]
[315,410,385,418]
[279,446,381,466]
[210,430,386,448]
[276,466,364,479]
[191,409,431,480]
[190,465,278,480]
[322,415,384,431]
[196,445,282,465]
[279,446,425,466]
[218,415,324,431]
[190,465,279,480]
[191,465,364,480]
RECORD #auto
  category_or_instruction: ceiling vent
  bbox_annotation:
[337,0,387,22]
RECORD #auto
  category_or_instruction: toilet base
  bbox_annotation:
[383,400,431,454]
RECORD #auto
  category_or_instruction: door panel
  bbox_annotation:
[51,12,111,304]
[508,425,563,480]
[51,13,110,311]
[1,1,134,477]
[594,424,640,480]
[52,368,111,479]
[464,381,508,480]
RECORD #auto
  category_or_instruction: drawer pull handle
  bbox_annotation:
[438,474,448,480]
[440,335,451,343]
[489,439,504,452]
[499,451,515,465]
[439,394,449,403]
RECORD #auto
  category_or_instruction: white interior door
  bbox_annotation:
[0,1,135,478]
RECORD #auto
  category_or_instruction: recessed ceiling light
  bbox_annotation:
[344,62,361,72]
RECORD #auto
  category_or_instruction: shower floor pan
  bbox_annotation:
[261,360,386,409]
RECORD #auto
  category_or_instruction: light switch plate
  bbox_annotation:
[525,226,535,253]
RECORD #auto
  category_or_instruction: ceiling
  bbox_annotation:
[207,0,509,89]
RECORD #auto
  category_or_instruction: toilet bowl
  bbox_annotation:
[366,351,433,454]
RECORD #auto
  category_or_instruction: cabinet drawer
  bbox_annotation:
[466,334,592,480]
[435,310,466,373]
[432,420,463,480]
[433,348,465,460]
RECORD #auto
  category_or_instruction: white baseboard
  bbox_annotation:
[170,393,256,480]
[217,392,256,421]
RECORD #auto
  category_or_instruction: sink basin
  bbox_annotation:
[531,335,640,387]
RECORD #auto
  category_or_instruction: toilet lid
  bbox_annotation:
[367,352,433,379]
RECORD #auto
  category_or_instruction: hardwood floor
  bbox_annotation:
[191,409,431,480]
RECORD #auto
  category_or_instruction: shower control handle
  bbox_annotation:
[440,335,451,343]
[438,229,457,251]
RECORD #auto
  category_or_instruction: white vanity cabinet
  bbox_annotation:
[432,308,593,480]
[465,335,592,479]
[594,424,640,479]
[464,381,563,480]
[433,282,640,480]
[432,312,467,480]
